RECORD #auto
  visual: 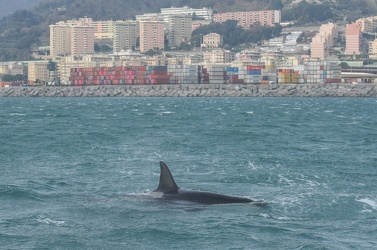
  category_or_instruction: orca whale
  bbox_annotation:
[152,161,254,205]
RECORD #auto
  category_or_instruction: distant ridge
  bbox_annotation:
[0,0,376,61]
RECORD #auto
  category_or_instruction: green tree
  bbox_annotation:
[282,1,333,24]
[47,60,57,71]
[268,0,283,10]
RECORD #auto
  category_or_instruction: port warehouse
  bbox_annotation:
[68,62,343,86]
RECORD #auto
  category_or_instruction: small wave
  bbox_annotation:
[357,198,377,210]
[9,113,26,116]
[0,185,44,201]
[36,216,65,226]
[160,111,174,115]
[259,213,270,218]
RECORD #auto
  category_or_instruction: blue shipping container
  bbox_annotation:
[248,70,261,75]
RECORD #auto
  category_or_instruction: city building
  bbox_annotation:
[63,18,114,40]
[92,20,115,40]
[203,33,223,48]
[28,61,49,83]
[214,10,281,28]
[160,6,213,20]
[168,15,192,48]
[0,62,24,75]
[203,49,235,64]
[310,23,338,59]
[136,7,212,30]
[369,39,377,59]
[70,25,95,55]
[139,21,165,52]
[50,20,95,57]
[50,24,71,57]
[113,20,139,53]
[345,23,361,55]
[356,16,377,32]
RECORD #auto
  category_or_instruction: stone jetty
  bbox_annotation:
[1,83,377,98]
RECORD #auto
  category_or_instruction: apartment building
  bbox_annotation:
[214,10,281,28]
[160,6,213,20]
[356,16,377,32]
[203,33,223,48]
[50,24,71,57]
[64,18,114,40]
[370,39,377,59]
[92,20,115,40]
[28,61,49,82]
[168,15,192,48]
[310,23,338,59]
[113,21,139,53]
[203,49,235,64]
[346,23,361,55]
[0,62,23,75]
[70,26,95,55]
[139,21,165,52]
[50,21,95,57]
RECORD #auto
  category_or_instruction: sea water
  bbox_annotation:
[0,97,376,249]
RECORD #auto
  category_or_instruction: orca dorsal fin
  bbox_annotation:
[155,161,180,193]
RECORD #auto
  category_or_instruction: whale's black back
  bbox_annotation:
[154,161,255,205]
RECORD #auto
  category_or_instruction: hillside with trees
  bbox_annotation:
[0,0,376,61]
[192,20,282,49]
[0,0,44,18]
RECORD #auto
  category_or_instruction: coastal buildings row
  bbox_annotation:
[49,7,282,58]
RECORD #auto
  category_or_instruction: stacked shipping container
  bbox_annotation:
[69,66,170,85]
[305,61,341,84]
[277,69,300,84]
[68,62,342,85]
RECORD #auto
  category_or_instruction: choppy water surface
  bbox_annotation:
[1,97,377,249]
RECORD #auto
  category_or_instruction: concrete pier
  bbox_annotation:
[1,84,377,98]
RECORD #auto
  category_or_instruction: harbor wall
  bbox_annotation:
[1,84,377,98]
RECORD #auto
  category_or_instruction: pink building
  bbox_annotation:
[139,21,165,52]
[346,23,361,55]
[310,23,338,59]
[214,10,281,28]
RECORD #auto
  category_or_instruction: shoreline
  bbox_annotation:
[1,83,377,98]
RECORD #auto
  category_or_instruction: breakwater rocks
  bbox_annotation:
[1,83,377,98]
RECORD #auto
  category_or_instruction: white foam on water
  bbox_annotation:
[37,216,65,226]
[357,198,377,211]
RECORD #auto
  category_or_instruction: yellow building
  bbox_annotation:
[203,33,223,48]
[28,61,49,83]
